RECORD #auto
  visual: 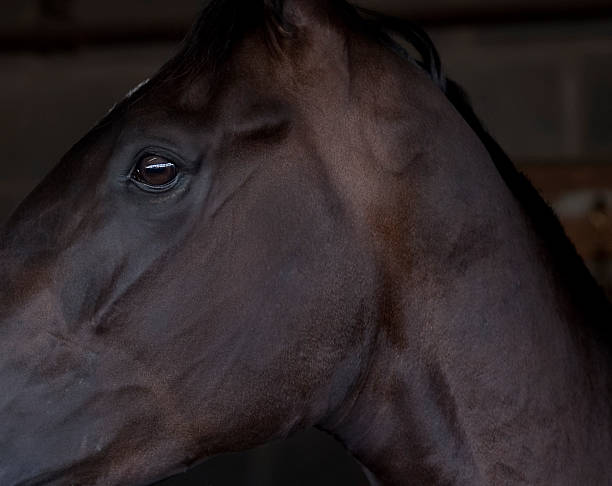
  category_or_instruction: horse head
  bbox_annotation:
[0,1,422,483]
[3,1,611,485]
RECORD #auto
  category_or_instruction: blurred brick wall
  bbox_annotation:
[431,22,612,161]
[0,0,200,31]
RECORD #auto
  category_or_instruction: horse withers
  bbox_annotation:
[1,0,611,484]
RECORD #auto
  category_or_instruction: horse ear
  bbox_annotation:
[264,0,335,34]
[260,0,347,64]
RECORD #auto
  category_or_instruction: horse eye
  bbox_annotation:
[131,155,178,188]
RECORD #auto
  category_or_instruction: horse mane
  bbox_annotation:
[172,0,612,339]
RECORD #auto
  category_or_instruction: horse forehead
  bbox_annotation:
[179,35,293,112]
[174,74,218,113]
[147,71,254,121]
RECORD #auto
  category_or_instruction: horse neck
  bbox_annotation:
[322,98,612,484]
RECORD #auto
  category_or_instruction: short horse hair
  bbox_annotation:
[137,0,612,341]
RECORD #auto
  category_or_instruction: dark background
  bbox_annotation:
[1,1,611,484]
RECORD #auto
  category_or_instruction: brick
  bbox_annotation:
[584,53,612,154]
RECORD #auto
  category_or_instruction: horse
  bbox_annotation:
[1,0,611,484]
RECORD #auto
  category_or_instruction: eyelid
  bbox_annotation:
[129,171,181,192]
[133,146,185,167]
[131,178,180,193]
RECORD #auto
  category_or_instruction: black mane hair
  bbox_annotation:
[171,0,611,337]
[169,0,447,85]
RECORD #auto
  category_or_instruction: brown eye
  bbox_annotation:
[131,155,178,189]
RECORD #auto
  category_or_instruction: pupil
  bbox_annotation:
[139,156,176,186]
